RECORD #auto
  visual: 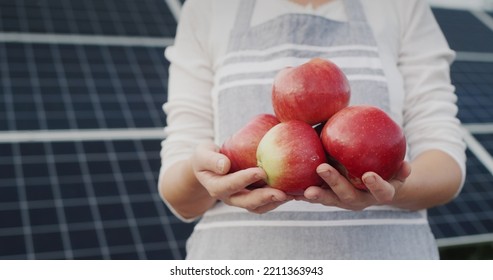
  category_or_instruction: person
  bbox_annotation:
[158,0,466,259]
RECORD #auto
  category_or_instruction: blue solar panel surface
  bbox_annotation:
[0,3,493,259]
[451,61,493,123]
[0,139,186,259]
[0,43,167,130]
[432,8,493,52]
[0,0,177,37]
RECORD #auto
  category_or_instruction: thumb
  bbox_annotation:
[215,156,231,175]
[194,142,231,175]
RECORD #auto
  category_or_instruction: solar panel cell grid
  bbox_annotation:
[453,61,493,123]
[433,8,493,52]
[0,140,191,260]
[0,43,168,131]
[0,0,177,37]
[475,134,493,154]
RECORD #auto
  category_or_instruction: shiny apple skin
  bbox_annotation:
[320,105,406,190]
[256,120,327,195]
[272,58,350,125]
[220,114,280,173]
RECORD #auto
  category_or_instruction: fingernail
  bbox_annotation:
[306,192,319,200]
[272,195,283,202]
[364,174,376,185]
[216,158,225,173]
[317,166,331,175]
[254,170,264,180]
[309,195,319,201]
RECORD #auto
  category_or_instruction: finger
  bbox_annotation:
[248,200,290,214]
[362,172,395,204]
[205,167,266,199]
[317,164,367,205]
[227,187,290,212]
[193,142,231,175]
[302,185,341,207]
[316,163,339,187]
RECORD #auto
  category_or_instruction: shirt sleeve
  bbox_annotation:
[159,0,215,222]
[398,0,467,195]
[160,0,215,175]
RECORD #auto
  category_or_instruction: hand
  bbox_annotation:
[296,162,411,211]
[191,142,292,214]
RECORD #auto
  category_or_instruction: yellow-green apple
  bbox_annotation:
[220,114,280,178]
[272,58,350,125]
[256,120,327,195]
[320,105,406,190]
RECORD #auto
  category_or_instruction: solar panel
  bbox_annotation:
[0,0,191,260]
[0,43,167,130]
[432,8,493,52]
[452,61,493,123]
[0,139,193,259]
[0,0,177,37]
[1,1,493,260]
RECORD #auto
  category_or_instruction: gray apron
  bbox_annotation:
[188,0,439,259]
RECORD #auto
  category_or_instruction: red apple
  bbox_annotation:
[320,105,406,190]
[256,120,327,195]
[272,57,350,125]
[220,114,280,175]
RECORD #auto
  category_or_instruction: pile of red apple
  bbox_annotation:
[221,58,406,195]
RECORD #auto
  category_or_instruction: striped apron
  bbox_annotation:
[187,0,439,259]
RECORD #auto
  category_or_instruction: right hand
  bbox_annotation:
[191,141,293,214]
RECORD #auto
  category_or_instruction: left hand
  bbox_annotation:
[295,162,412,211]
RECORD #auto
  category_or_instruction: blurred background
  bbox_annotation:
[0,0,492,260]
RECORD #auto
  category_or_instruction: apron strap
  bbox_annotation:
[344,0,368,23]
[232,0,256,33]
